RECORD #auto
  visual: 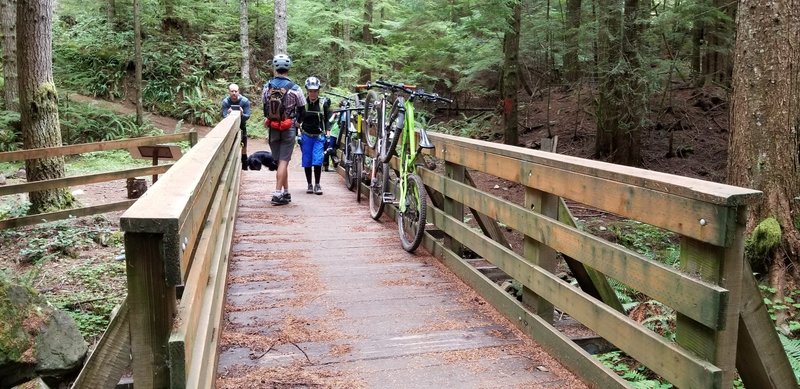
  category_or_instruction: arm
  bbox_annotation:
[221,97,230,118]
[241,97,251,122]
[323,99,332,134]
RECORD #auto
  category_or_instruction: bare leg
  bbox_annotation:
[276,160,290,192]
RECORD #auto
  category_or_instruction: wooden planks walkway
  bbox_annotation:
[216,151,587,388]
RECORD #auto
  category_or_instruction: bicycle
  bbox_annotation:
[365,80,452,252]
[326,91,369,202]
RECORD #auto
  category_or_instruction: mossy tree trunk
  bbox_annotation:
[594,0,646,166]
[501,0,521,146]
[727,0,800,317]
[1,0,18,111]
[17,0,71,214]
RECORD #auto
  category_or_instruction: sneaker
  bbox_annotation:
[314,184,323,195]
[284,192,291,202]
[306,184,314,194]
[271,193,290,206]
[323,165,329,172]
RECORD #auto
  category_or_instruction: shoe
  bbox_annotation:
[307,184,314,194]
[285,192,291,202]
[271,193,290,206]
[323,165,329,172]
[314,184,323,195]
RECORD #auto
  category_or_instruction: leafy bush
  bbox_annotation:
[59,99,163,144]
[0,110,21,151]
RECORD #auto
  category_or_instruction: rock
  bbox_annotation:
[0,279,87,388]
[14,169,26,179]
[493,184,500,189]
[0,175,5,185]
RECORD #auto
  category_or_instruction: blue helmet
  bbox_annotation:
[272,54,292,70]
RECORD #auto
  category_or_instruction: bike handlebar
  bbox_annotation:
[368,80,453,104]
[324,91,357,101]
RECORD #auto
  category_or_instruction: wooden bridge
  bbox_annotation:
[3,113,795,388]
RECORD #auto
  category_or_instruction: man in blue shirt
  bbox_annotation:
[221,83,251,170]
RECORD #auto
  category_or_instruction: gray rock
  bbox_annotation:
[0,280,87,388]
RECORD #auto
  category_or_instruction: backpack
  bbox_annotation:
[264,81,295,130]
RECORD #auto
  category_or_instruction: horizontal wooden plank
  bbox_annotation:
[0,165,171,197]
[427,206,722,389]
[421,233,632,389]
[0,200,135,230]
[427,141,735,246]
[120,114,239,285]
[0,132,194,162]
[420,169,727,329]
[427,132,761,206]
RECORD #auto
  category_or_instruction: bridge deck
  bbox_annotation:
[216,153,587,388]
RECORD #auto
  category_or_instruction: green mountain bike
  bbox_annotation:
[367,80,452,252]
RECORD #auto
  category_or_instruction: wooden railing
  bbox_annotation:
[391,132,794,388]
[70,113,241,388]
[0,132,197,229]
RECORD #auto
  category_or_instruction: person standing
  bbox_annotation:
[263,54,306,205]
[297,76,332,194]
[221,83,251,170]
[323,111,340,172]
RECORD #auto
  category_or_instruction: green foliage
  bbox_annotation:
[0,195,30,221]
[779,333,800,383]
[0,110,21,152]
[65,149,151,175]
[427,112,494,139]
[608,220,680,266]
[58,99,163,144]
[597,351,673,388]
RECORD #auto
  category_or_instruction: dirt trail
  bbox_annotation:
[66,94,213,137]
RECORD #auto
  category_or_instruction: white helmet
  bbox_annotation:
[305,76,321,90]
[272,54,292,70]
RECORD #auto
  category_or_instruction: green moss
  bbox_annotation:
[750,217,782,256]
[0,280,35,363]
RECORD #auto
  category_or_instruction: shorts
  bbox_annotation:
[269,127,296,162]
[300,133,325,167]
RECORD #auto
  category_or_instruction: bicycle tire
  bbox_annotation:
[344,143,356,191]
[397,173,427,253]
[363,91,381,150]
[355,154,363,203]
[369,160,389,220]
[382,97,404,164]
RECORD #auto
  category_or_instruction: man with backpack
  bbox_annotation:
[262,54,306,206]
[220,83,251,170]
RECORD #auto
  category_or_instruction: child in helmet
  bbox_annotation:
[297,76,332,194]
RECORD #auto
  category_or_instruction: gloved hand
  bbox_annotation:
[296,135,302,146]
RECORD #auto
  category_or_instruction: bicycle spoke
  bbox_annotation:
[397,174,426,252]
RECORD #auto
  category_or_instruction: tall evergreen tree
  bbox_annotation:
[17,0,71,214]
[1,0,18,111]
[502,0,521,146]
[274,0,288,55]
[728,0,800,315]
[240,0,251,87]
[133,0,143,125]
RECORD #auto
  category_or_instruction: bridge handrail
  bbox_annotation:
[369,131,791,388]
[76,113,241,388]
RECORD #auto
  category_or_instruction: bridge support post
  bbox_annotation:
[125,232,177,389]
[444,161,465,255]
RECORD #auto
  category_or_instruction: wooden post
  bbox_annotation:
[444,161,465,255]
[126,232,176,388]
[522,185,559,322]
[676,206,745,388]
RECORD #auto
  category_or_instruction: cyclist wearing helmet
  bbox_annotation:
[262,54,306,206]
[297,76,331,195]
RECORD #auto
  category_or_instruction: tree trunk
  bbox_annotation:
[501,1,521,146]
[17,0,70,214]
[329,2,342,87]
[728,0,800,286]
[239,0,251,87]
[594,0,645,166]
[358,0,374,84]
[133,0,143,125]
[1,0,18,111]
[273,0,287,55]
[107,0,115,27]
[564,0,581,82]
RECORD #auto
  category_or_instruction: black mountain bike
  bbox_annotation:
[326,92,367,202]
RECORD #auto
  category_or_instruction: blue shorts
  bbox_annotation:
[301,133,325,167]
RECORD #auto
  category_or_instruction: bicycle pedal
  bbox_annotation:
[382,193,395,203]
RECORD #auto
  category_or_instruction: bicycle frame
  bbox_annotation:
[397,99,418,214]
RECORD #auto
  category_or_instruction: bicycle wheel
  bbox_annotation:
[344,142,356,191]
[382,97,405,164]
[363,91,381,150]
[397,173,427,253]
[354,154,363,202]
[369,160,389,220]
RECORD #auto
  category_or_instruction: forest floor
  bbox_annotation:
[0,83,732,386]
